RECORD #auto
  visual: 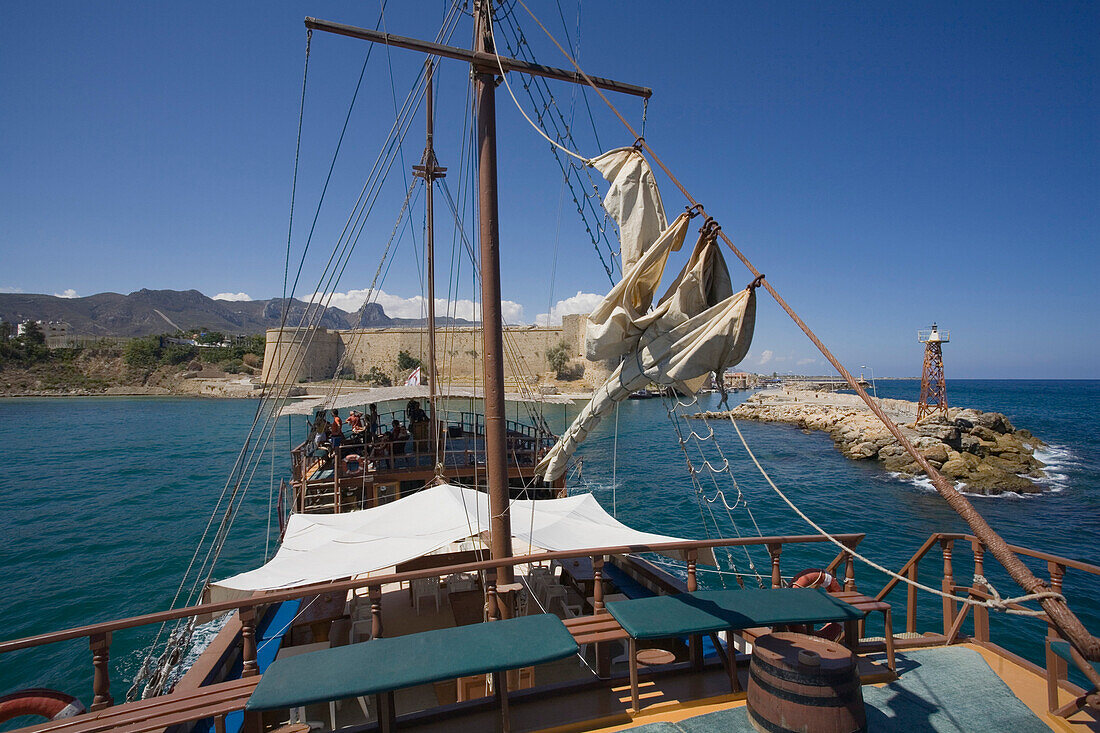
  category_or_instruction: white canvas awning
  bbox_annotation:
[279,385,574,417]
[213,483,713,591]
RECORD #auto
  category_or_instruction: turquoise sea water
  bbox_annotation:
[0,380,1097,717]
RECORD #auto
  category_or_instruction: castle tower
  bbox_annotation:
[916,324,950,421]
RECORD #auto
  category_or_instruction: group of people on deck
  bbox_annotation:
[309,400,430,469]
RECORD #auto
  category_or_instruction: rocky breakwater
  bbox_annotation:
[700,390,1047,495]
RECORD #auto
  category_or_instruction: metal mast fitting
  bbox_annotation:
[916,324,950,421]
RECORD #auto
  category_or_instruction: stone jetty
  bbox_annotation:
[695,389,1047,495]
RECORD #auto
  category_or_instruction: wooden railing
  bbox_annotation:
[290,415,558,515]
[0,532,864,721]
[873,531,1100,713]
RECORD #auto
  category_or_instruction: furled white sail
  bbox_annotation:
[586,213,690,361]
[585,148,681,362]
[540,147,756,483]
[538,286,756,482]
[590,147,668,273]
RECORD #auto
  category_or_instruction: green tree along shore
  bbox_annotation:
[0,330,266,395]
[123,334,265,374]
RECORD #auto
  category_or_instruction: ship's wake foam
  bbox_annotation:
[160,612,233,692]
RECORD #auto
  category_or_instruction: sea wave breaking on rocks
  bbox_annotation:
[695,388,1052,496]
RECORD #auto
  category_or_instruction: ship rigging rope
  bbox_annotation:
[274,0,464,413]
[664,395,750,588]
[436,176,553,429]
[229,3,450,490]
[494,9,619,283]
[323,177,421,405]
[729,417,1063,616]
[513,0,1100,665]
[138,48,436,695]
[281,2,389,330]
[666,394,766,587]
[486,11,587,163]
[284,28,311,303]
[133,3,466,698]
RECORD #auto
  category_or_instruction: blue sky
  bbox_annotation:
[1,2,1096,378]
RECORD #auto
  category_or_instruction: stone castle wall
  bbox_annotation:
[261,327,341,384]
[339,326,567,384]
[262,313,605,386]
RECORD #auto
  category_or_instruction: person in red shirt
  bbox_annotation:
[329,409,345,450]
[347,410,364,443]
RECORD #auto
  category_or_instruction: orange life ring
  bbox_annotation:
[791,568,842,592]
[0,689,85,725]
[343,454,363,474]
[789,568,844,642]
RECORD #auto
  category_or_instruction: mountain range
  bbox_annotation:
[0,289,472,337]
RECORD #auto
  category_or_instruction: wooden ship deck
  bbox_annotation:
[2,532,1097,733]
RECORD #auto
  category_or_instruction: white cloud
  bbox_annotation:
[54,288,79,298]
[796,357,817,366]
[212,292,253,301]
[307,288,526,324]
[0,286,25,294]
[534,291,604,326]
[758,349,774,366]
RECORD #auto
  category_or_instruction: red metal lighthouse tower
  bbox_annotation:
[916,324,950,421]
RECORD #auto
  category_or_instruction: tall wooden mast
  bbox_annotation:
[303,6,650,617]
[473,1,514,595]
[412,62,446,457]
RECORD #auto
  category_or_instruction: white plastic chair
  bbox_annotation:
[327,618,373,724]
[289,706,324,730]
[561,597,583,617]
[349,619,373,644]
[447,573,476,593]
[412,577,442,614]
[543,584,568,614]
[527,574,549,604]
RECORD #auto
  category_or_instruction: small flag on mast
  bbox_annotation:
[406,366,422,387]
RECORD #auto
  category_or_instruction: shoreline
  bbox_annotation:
[695,388,1049,495]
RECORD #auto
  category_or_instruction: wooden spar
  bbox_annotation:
[412,61,444,457]
[474,3,515,603]
[303,17,652,98]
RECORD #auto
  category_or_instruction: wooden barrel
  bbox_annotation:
[746,632,865,733]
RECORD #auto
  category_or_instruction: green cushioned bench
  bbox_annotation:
[1047,639,1100,717]
[1049,640,1100,673]
[605,588,865,711]
[246,613,577,731]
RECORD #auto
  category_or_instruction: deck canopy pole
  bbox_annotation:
[474,2,515,602]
